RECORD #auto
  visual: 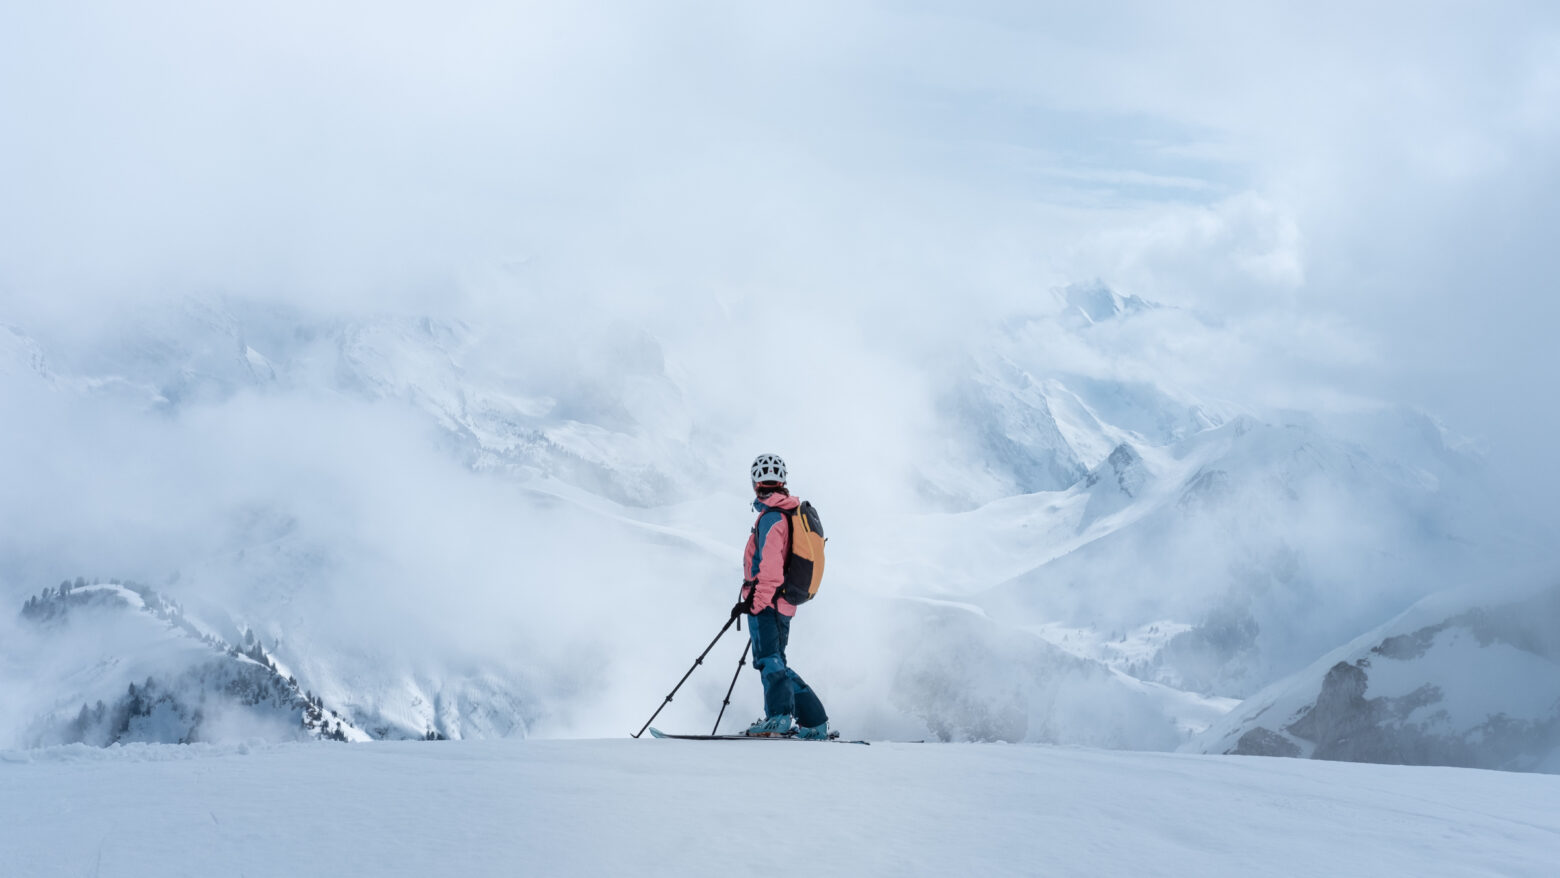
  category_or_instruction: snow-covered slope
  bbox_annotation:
[3,739,1556,878]
[1187,583,1560,772]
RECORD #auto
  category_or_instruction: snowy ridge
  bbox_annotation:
[12,579,371,745]
[333,317,710,506]
[6,306,711,505]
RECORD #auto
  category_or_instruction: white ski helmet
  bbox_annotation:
[751,453,787,486]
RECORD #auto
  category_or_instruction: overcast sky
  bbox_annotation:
[3,1,1558,509]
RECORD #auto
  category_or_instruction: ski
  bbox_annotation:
[646,727,869,745]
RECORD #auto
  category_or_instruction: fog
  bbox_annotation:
[2,2,1557,744]
[7,3,1555,441]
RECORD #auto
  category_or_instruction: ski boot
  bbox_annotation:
[744,715,795,737]
[795,721,830,741]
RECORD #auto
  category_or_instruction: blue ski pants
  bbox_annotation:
[748,608,827,728]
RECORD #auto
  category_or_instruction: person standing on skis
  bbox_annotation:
[731,453,830,739]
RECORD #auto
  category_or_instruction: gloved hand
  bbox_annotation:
[731,579,757,619]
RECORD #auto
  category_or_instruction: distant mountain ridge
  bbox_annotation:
[3,286,1546,770]
[4,303,711,507]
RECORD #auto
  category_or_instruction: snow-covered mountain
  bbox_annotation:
[10,579,371,746]
[16,300,713,506]
[870,288,1497,702]
[1187,583,1560,772]
[959,411,1483,695]
[920,285,1224,507]
[1,286,1544,769]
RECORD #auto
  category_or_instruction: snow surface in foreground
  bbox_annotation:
[3,740,1556,877]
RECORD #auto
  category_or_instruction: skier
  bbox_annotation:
[732,453,830,739]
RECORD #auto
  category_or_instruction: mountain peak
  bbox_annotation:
[1079,441,1149,527]
[1085,442,1146,496]
[1059,282,1154,327]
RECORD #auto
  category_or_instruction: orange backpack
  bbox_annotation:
[776,501,827,605]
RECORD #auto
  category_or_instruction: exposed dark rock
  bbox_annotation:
[1084,443,1144,497]
[1372,626,1445,660]
[1278,654,1560,771]
[1177,467,1232,511]
[1228,726,1301,758]
[1286,661,1371,745]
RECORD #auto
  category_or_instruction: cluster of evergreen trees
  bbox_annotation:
[20,577,183,623]
[59,677,196,746]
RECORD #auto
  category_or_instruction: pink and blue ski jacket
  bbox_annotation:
[742,492,801,616]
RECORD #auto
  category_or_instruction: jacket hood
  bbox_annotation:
[753,492,801,512]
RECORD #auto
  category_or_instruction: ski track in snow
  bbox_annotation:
[2,739,1556,878]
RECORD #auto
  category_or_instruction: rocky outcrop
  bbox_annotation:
[1080,442,1147,525]
[1208,585,1560,773]
[1232,727,1300,758]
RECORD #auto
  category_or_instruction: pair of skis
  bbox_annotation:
[647,727,869,746]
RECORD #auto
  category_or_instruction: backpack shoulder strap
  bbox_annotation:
[753,503,798,569]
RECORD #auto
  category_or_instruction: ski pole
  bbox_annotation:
[711,639,751,735]
[631,615,738,738]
